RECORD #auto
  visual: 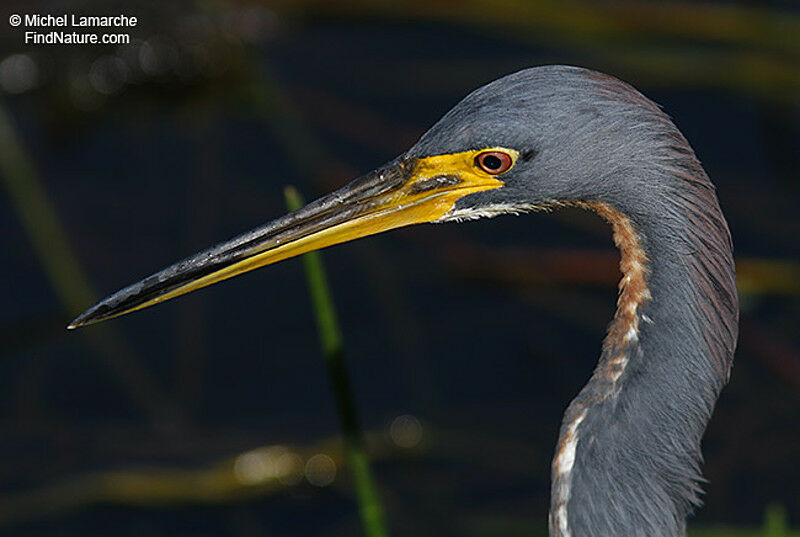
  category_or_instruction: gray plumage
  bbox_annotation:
[412,65,738,536]
[69,65,739,536]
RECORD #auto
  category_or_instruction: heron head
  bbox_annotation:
[407,65,675,221]
[69,65,669,328]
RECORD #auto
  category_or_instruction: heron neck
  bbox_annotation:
[549,197,738,537]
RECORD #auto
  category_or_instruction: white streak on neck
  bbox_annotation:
[551,408,588,537]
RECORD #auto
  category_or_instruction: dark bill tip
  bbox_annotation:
[64,160,414,331]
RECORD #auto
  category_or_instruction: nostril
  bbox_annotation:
[409,174,461,194]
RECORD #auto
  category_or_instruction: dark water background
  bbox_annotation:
[0,2,798,536]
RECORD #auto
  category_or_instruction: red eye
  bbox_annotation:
[475,151,513,174]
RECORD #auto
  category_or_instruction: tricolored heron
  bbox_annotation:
[69,65,738,536]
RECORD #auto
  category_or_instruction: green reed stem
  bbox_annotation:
[0,101,174,423]
[765,503,788,537]
[0,103,93,312]
[284,186,390,537]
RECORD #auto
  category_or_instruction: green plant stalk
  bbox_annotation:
[765,503,788,537]
[0,103,93,311]
[0,101,173,422]
[284,186,390,537]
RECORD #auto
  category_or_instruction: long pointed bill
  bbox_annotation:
[68,148,517,329]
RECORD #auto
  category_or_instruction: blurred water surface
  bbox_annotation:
[0,1,799,536]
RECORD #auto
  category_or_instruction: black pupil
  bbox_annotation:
[482,154,502,170]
